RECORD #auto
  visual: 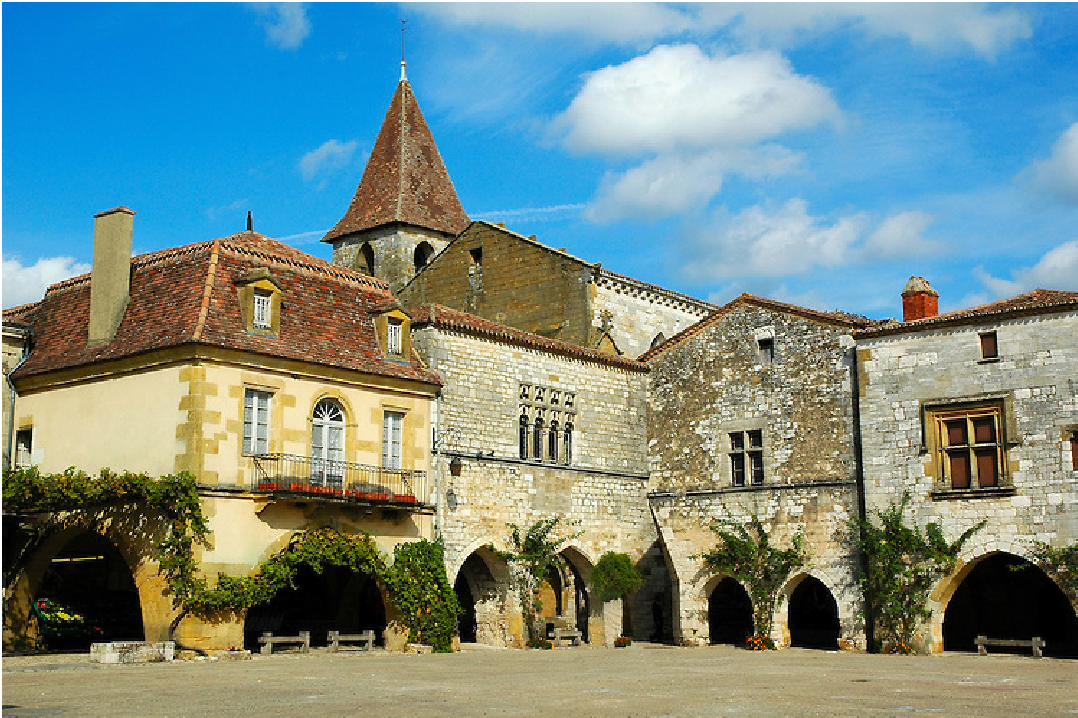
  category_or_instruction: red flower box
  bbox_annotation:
[369,492,388,501]
[257,482,281,491]
[396,494,417,503]
[288,483,307,492]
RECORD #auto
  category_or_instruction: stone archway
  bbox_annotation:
[707,576,753,645]
[560,546,598,644]
[453,547,513,646]
[243,562,389,651]
[786,575,840,649]
[941,552,1077,658]
[4,510,175,652]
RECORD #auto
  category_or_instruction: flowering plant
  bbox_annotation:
[887,641,916,655]
[614,635,632,647]
[744,633,776,651]
[526,637,553,650]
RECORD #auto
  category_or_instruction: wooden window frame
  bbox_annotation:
[382,410,404,470]
[730,429,764,487]
[243,388,272,456]
[979,331,999,361]
[931,403,1007,492]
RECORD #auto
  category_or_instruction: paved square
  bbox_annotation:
[3,644,1075,716]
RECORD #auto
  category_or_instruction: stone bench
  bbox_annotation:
[258,630,310,655]
[975,635,1045,658]
[553,628,582,647]
[327,629,375,652]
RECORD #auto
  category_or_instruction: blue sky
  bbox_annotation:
[4,3,1077,318]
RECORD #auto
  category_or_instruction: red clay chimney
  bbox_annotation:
[901,276,938,322]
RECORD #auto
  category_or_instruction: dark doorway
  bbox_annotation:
[709,577,753,645]
[34,532,143,650]
[454,573,477,643]
[563,558,589,643]
[943,553,1078,658]
[788,576,840,649]
[243,563,386,651]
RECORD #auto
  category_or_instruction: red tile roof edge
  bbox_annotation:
[410,304,649,371]
[639,293,875,362]
[855,288,1078,338]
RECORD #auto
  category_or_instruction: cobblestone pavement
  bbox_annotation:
[2,644,1075,717]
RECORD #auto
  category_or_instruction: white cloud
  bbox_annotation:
[418,3,1031,57]
[586,145,802,222]
[207,198,249,223]
[554,45,840,156]
[864,211,940,258]
[1029,123,1078,203]
[414,3,694,43]
[299,139,358,181]
[250,3,311,50]
[685,199,867,280]
[474,204,586,223]
[3,256,91,309]
[974,240,1078,298]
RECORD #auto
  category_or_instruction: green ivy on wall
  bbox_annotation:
[3,467,460,653]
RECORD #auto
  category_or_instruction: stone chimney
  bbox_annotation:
[87,207,136,345]
[901,276,938,322]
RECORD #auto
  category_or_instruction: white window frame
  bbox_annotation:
[253,290,271,329]
[383,411,404,470]
[387,320,402,355]
[244,389,271,455]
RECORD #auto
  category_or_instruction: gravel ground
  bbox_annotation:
[2,643,1075,716]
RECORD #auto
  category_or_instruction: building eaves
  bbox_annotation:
[855,288,1078,339]
[595,268,716,316]
[410,304,649,372]
[639,293,874,362]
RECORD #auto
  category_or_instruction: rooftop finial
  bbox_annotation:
[246,211,253,232]
[399,18,408,81]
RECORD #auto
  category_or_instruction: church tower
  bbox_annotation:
[322,61,470,294]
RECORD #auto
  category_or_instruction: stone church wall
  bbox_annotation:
[591,273,714,359]
[330,225,451,295]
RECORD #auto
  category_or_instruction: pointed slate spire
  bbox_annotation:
[322,77,470,244]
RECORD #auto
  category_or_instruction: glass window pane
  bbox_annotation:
[730,432,744,451]
[946,420,967,447]
[972,417,996,444]
[975,449,998,487]
[750,452,764,485]
[949,452,970,489]
[748,430,763,449]
[731,454,745,486]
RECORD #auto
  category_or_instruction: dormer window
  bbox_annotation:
[253,290,272,329]
[387,320,403,355]
[235,268,283,338]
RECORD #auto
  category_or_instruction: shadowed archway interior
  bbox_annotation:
[708,577,753,645]
[788,576,840,649]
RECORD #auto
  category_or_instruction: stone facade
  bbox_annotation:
[856,307,1078,653]
[330,224,452,295]
[645,296,868,648]
[399,221,712,359]
[411,316,665,646]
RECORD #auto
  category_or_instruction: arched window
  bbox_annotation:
[359,243,375,276]
[519,414,529,460]
[548,420,559,463]
[563,422,573,465]
[414,241,435,272]
[533,417,544,461]
[312,399,345,487]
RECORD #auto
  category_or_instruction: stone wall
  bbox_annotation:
[330,225,451,295]
[857,309,1078,652]
[592,273,713,359]
[646,300,864,647]
[413,323,663,645]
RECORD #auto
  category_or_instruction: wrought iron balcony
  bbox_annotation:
[251,453,427,506]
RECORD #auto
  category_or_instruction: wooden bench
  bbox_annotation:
[553,628,582,647]
[258,630,310,655]
[975,635,1045,658]
[327,630,375,652]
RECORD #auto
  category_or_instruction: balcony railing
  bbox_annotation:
[251,454,427,505]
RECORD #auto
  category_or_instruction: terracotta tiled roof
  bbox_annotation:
[11,231,441,387]
[410,304,649,372]
[639,293,876,362]
[855,288,1078,338]
[2,301,41,328]
[322,80,469,243]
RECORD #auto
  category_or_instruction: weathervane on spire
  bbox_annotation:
[399,18,408,81]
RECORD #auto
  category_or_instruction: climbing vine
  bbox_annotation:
[697,513,807,645]
[1026,540,1078,607]
[846,494,984,654]
[493,517,580,645]
[3,467,461,653]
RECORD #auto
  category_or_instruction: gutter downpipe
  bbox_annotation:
[849,342,875,652]
[5,327,33,470]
